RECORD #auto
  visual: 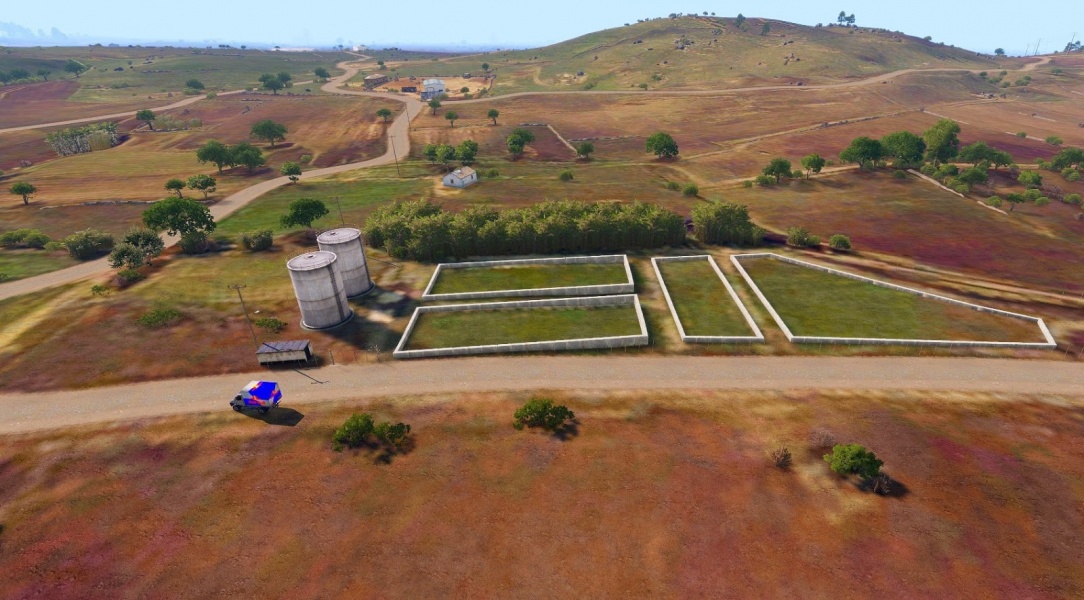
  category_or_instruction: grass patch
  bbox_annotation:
[740,258,1047,342]
[655,258,755,337]
[0,250,76,281]
[431,263,627,294]
[405,305,640,350]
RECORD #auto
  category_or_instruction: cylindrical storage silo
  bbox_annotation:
[287,251,354,330]
[317,227,374,298]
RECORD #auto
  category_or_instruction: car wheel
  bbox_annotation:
[259,407,269,415]
[232,405,242,412]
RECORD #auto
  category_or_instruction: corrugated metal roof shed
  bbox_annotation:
[257,340,311,354]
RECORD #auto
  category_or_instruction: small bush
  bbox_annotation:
[0,228,49,248]
[919,163,937,177]
[241,229,274,251]
[824,443,883,479]
[664,181,681,191]
[116,269,145,286]
[986,196,1003,208]
[742,180,753,188]
[44,241,66,252]
[786,226,820,248]
[332,413,374,451]
[205,92,217,99]
[1064,193,1081,206]
[63,229,114,259]
[892,169,907,180]
[138,308,182,328]
[0,273,9,283]
[254,317,287,333]
[485,169,500,178]
[179,232,210,254]
[770,447,792,469]
[1034,196,1050,207]
[754,174,773,187]
[299,154,313,164]
[953,183,971,194]
[682,183,699,197]
[1064,169,1081,182]
[808,427,836,449]
[374,421,412,448]
[1015,131,1027,138]
[827,234,851,250]
[90,284,110,296]
[558,170,574,181]
[1045,136,1063,146]
[513,398,575,431]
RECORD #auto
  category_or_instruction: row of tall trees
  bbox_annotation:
[363,199,686,262]
[195,140,266,173]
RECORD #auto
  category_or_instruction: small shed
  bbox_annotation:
[364,73,389,87]
[257,340,314,365]
[443,167,478,189]
[401,86,418,93]
[421,78,446,100]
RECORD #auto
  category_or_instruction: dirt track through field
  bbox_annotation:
[0,56,1054,303]
[0,356,1080,435]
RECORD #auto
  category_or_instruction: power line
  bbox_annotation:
[228,283,259,348]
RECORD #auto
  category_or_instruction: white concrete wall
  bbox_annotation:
[651,255,764,344]
[421,255,635,301]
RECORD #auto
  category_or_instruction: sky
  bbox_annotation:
[2,1,1080,56]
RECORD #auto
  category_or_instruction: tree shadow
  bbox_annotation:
[856,473,910,498]
[241,407,305,427]
[551,419,580,442]
[341,437,416,464]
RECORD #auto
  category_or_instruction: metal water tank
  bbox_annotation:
[317,227,374,297]
[286,251,354,330]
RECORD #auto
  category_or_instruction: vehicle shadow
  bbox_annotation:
[241,407,305,427]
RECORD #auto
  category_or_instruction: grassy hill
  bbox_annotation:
[382,16,999,94]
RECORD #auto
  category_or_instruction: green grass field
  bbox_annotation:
[430,262,628,294]
[0,249,76,282]
[740,258,1047,342]
[655,258,755,337]
[405,305,641,349]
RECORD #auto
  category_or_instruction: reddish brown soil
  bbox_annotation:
[0,80,149,129]
[1,391,1082,597]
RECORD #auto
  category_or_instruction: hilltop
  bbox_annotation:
[381,16,1001,94]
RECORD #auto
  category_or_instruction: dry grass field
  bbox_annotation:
[1,390,1083,597]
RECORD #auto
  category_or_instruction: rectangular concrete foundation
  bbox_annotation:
[651,255,764,344]
[421,255,635,301]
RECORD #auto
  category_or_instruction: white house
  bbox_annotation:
[443,167,478,188]
[421,78,446,100]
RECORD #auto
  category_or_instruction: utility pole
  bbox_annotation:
[332,196,344,225]
[229,283,259,348]
[390,135,402,177]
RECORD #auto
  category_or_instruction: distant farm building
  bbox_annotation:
[401,86,418,93]
[421,78,446,100]
[364,73,389,88]
[443,167,478,188]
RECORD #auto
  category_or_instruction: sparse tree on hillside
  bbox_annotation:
[840,136,884,171]
[994,48,1006,56]
[922,119,961,165]
[576,142,595,160]
[280,162,302,183]
[482,62,490,72]
[457,139,479,165]
[645,132,679,159]
[164,178,186,198]
[36,69,51,81]
[231,142,266,173]
[195,140,234,173]
[837,11,847,25]
[824,444,883,479]
[64,60,87,78]
[10,182,36,205]
[428,98,442,115]
[276,72,292,87]
[186,174,217,198]
[761,22,771,36]
[376,108,393,122]
[487,109,500,125]
[314,67,330,80]
[280,198,329,229]
[880,131,926,167]
[185,78,205,90]
[735,13,746,29]
[434,143,457,170]
[800,153,826,178]
[142,197,216,238]
[445,111,459,127]
[958,141,997,165]
[258,73,284,94]
[507,138,526,160]
[117,227,164,266]
[136,109,156,131]
[1018,170,1042,189]
[250,119,288,148]
[763,157,792,183]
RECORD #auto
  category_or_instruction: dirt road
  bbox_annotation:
[0,356,1079,435]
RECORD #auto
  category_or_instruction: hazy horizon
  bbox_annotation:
[2,1,1080,56]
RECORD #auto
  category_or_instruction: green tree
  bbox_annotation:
[513,398,575,431]
[800,153,826,178]
[824,444,883,479]
[258,73,284,94]
[786,226,820,248]
[839,136,884,170]
[481,62,490,72]
[63,60,87,78]
[332,413,374,451]
[195,140,234,173]
[828,234,851,250]
[691,201,764,245]
[280,197,329,229]
[1050,147,1084,170]
[135,109,156,131]
[230,142,266,173]
[422,143,439,163]
[994,48,1005,56]
[373,421,412,448]
[445,111,459,127]
[276,72,292,87]
[487,108,500,125]
[186,174,217,198]
[428,98,442,115]
[1018,170,1042,189]
[735,13,746,28]
[107,244,148,270]
[763,157,793,183]
[61,229,114,259]
[456,139,479,165]
[576,141,595,160]
[761,22,771,36]
[118,227,164,266]
[313,67,330,80]
[880,131,926,167]
[184,78,205,90]
[280,161,302,183]
[10,181,36,205]
[376,108,393,122]
[250,119,287,148]
[36,69,51,81]
[507,138,525,159]
[508,128,536,145]
[922,119,961,165]
[143,197,216,239]
[164,178,186,197]
[434,143,457,170]
[645,132,679,158]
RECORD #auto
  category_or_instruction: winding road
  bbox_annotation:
[0,356,1080,435]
